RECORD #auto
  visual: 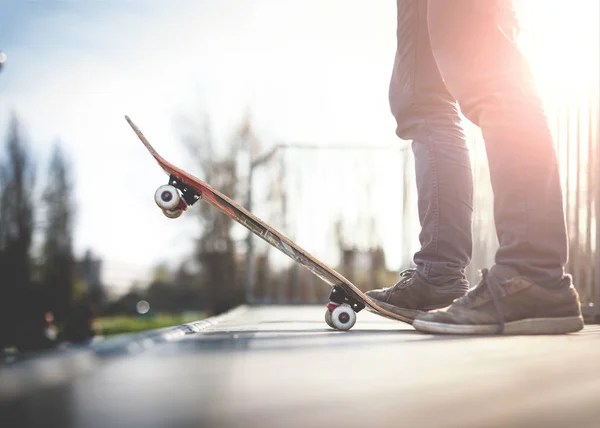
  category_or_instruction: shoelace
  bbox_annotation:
[462,268,507,333]
[391,269,416,291]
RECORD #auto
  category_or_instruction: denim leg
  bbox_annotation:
[427,0,568,286]
[390,0,473,287]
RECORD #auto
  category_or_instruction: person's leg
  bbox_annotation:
[391,0,473,287]
[365,0,470,319]
[427,0,567,284]
[413,0,583,334]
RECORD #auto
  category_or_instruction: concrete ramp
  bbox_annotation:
[1,306,599,428]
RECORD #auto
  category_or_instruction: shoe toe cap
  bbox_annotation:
[365,288,389,302]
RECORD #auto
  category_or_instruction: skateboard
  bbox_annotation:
[126,115,412,331]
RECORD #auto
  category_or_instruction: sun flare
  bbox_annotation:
[517,0,600,97]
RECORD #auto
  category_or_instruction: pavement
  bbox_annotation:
[1,305,599,428]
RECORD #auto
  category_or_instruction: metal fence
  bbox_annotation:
[553,94,599,318]
[411,1,600,318]
[407,1,600,319]
[458,95,599,319]
[453,1,600,318]
[462,0,600,318]
[246,1,599,318]
[247,145,408,303]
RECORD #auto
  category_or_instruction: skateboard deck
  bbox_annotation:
[126,115,412,330]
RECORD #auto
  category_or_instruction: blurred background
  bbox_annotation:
[0,0,598,354]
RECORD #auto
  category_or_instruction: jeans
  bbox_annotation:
[390,0,568,287]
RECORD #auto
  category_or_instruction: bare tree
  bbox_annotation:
[178,114,247,314]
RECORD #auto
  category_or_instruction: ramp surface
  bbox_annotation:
[1,306,599,428]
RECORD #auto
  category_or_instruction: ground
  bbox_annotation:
[1,306,599,428]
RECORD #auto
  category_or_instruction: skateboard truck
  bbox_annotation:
[328,285,366,313]
[168,174,201,206]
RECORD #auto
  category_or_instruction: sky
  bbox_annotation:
[0,0,598,294]
[0,0,403,293]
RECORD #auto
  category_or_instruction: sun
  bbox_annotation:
[517,0,600,97]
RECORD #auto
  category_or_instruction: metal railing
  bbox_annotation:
[245,1,599,318]
[462,0,600,318]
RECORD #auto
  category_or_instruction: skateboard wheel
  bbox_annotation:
[324,309,334,328]
[331,304,356,331]
[163,208,183,219]
[154,185,180,210]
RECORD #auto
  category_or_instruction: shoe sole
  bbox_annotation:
[413,316,584,335]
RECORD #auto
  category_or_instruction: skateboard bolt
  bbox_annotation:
[161,191,173,202]
[338,312,350,324]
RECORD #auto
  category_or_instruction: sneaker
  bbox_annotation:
[365,269,469,322]
[412,265,585,335]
